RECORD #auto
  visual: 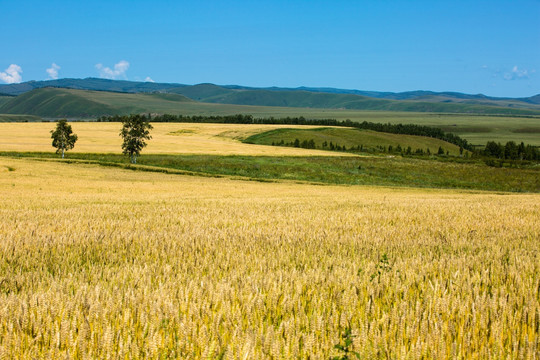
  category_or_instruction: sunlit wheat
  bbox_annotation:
[0,158,538,358]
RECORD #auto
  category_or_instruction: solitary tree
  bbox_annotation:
[119,114,153,164]
[50,119,78,159]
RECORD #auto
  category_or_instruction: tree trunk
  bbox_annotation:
[62,148,65,159]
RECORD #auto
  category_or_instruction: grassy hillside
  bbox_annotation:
[174,88,540,115]
[244,127,461,155]
[2,78,539,111]
[4,78,540,115]
[0,88,194,118]
[168,83,236,100]
[0,96,14,107]
[0,88,117,117]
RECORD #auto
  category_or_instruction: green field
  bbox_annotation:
[1,151,538,192]
[244,127,462,155]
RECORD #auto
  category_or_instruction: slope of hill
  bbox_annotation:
[194,89,540,115]
[0,88,194,118]
[0,95,14,107]
[522,94,540,105]
[0,88,117,117]
[168,83,236,101]
[1,78,539,114]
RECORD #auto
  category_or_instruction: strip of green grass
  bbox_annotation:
[2,151,538,192]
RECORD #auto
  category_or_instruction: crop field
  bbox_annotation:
[0,122,350,156]
[0,157,539,358]
[1,122,538,193]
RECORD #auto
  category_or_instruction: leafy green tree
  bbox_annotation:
[504,141,519,160]
[518,142,525,160]
[50,119,78,159]
[119,114,153,164]
[484,141,503,158]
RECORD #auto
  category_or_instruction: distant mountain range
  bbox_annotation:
[1,77,539,118]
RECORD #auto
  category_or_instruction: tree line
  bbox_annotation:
[272,138,452,157]
[483,141,539,161]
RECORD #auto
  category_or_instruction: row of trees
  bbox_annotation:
[483,141,539,161]
[51,116,152,163]
[272,138,451,156]
[97,114,472,151]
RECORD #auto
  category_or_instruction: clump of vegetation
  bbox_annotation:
[331,325,361,360]
[119,114,153,164]
[50,119,78,158]
[483,140,539,161]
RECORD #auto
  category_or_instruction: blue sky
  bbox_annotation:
[1,0,539,97]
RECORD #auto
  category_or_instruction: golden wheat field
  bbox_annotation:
[0,157,539,359]
[0,122,351,156]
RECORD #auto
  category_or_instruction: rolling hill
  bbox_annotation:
[0,88,194,118]
[1,78,539,115]
[0,78,183,95]
[3,86,540,120]
[243,127,461,155]
[172,88,540,114]
[0,95,14,107]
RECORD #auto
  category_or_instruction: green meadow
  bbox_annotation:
[1,151,538,192]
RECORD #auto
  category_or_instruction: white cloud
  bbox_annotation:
[0,64,23,84]
[46,63,60,80]
[95,60,130,79]
[504,66,532,80]
[144,76,154,83]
